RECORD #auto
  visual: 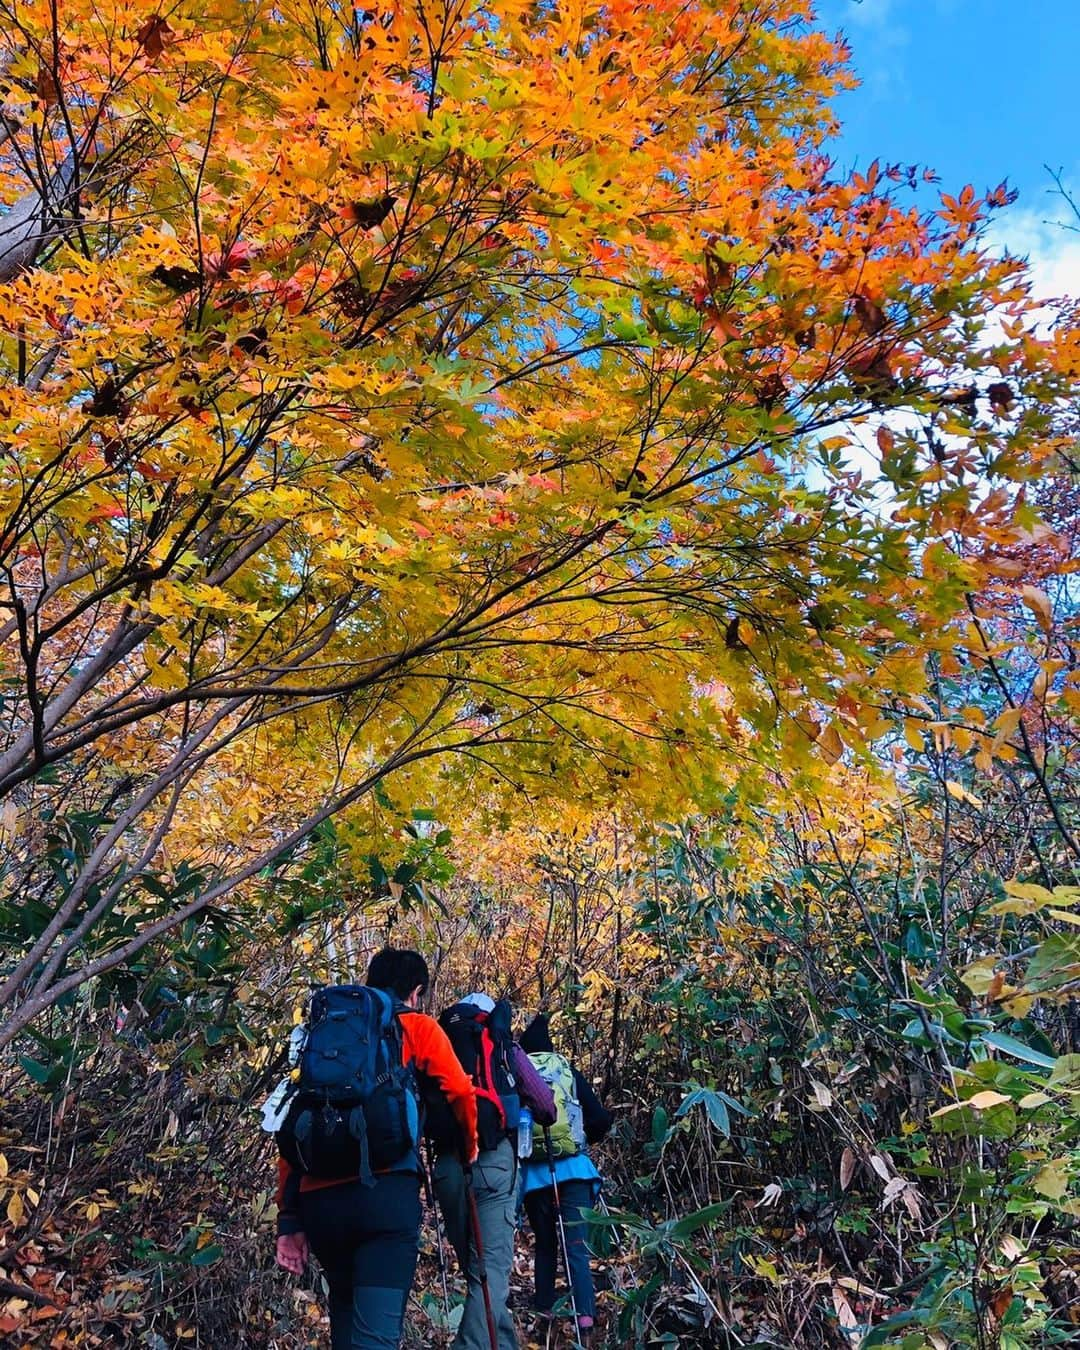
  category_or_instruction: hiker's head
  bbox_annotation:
[366,947,430,1008]
[519,1013,554,1054]
[462,991,496,1013]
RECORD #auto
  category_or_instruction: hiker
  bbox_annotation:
[274,948,479,1350]
[518,1014,614,1343]
[427,991,557,1350]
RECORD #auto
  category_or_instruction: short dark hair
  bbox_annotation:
[366,947,430,1002]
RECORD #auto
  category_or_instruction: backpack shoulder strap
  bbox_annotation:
[488,999,513,1040]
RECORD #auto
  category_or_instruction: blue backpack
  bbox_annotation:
[276,985,419,1185]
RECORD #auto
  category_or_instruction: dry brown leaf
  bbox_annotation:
[839,1145,856,1191]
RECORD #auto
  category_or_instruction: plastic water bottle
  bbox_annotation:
[517,1105,533,1158]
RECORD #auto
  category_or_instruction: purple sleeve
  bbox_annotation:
[513,1045,557,1125]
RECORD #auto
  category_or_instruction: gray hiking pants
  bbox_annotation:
[434,1137,519,1350]
[299,1172,420,1349]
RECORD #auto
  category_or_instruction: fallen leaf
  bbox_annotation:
[810,1079,833,1108]
[869,1154,891,1182]
[831,1285,857,1331]
[839,1146,856,1191]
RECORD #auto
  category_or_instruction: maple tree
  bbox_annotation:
[0,0,1073,1071]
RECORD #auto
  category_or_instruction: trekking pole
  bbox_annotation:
[464,1163,500,1350]
[542,1126,581,1345]
[423,1142,452,1328]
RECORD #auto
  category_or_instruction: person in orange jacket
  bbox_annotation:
[275,949,479,1349]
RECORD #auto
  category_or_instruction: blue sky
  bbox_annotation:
[816,0,1080,297]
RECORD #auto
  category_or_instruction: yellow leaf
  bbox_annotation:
[1033,1157,1070,1202]
[0,1153,7,1180]
[961,956,998,996]
[744,1254,780,1284]
[7,1190,24,1226]
[1018,1092,1051,1109]
[904,718,924,751]
[966,1090,1012,1110]
[993,706,1023,738]
[86,1201,101,1221]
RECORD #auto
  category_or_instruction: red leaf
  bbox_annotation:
[35,65,59,106]
[136,16,175,59]
[852,294,886,336]
[987,381,1014,414]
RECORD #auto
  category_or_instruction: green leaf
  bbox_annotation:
[19,1054,55,1086]
[1025,933,1080,990]
[1048,1054,1080,1087]
[860,1310,922,1346]
[190,1243,223,1266]
[703,1092,729,1136]
[982,1031,1056,1069]
[675,1086,747,1136]
[667,1201,729,1239]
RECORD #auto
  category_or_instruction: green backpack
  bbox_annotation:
[528,1051,586,1159]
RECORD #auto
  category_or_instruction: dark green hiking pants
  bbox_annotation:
[434,1137,519,1350]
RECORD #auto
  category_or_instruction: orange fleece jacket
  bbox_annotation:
[276,1009,478,1224]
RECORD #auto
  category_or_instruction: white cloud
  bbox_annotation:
[985,195,1080,304]
[818,0,909,104]
[803,187,1080,501]
[842,0,901,31]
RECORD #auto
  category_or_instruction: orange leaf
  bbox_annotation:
[1019,585,1053,635]
[817,722,843,764]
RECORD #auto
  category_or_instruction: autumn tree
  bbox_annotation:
[0,0,1070,1046]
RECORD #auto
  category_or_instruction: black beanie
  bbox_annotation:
[519,1013,554,1054]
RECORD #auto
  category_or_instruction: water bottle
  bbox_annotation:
[517,1105,533,1159]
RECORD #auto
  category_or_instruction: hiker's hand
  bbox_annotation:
[467,1142,479,1164]
[276,1232,309,1275]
